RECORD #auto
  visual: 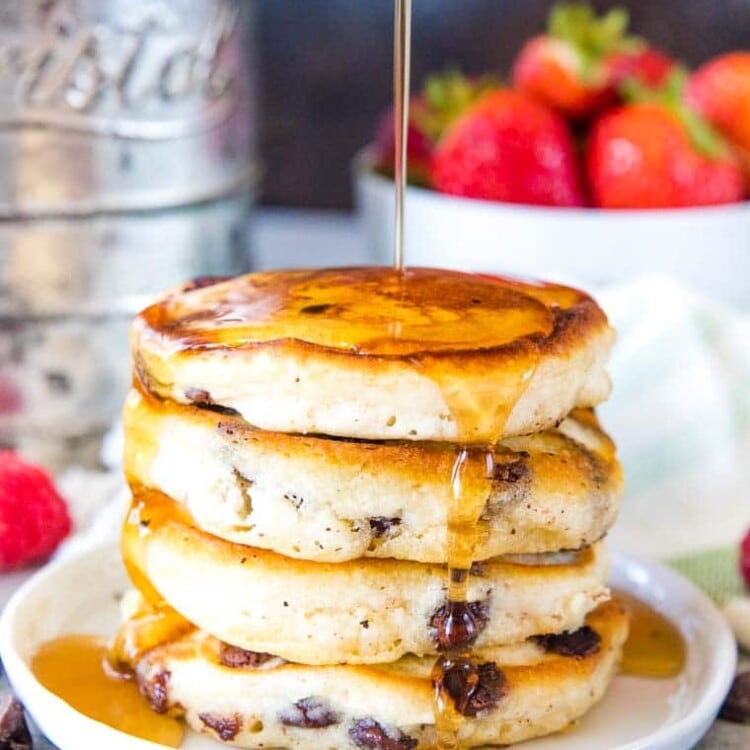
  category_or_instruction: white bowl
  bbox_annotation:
[355,158,750,307]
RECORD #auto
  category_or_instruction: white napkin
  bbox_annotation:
[597,275,750,560]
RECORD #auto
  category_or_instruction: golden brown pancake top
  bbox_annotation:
[136,267,601,357]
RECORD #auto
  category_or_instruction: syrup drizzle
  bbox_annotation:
[393,0,411,272]
[388,5,538,745]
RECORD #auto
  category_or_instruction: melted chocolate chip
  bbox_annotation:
[0,695,32,750]
[280,697,340,728]
[532,625,601,658]
[437,657,507,717]
[199,712,242,741]
[430,599,489,651]
[719,671,750,724]
[300,304,334,315]
[469,560,487,577]
[482,458,532,520]
[349,718,417,750]
[493,459,530,484]
[368,517,401,538]
[138,670,170,713]
[219,643,274,669]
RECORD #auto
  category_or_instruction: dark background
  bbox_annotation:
[255,0,750,209]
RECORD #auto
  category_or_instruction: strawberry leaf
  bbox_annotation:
[549,2,640,78]
[622,69,729,159]
[420,70,500,141]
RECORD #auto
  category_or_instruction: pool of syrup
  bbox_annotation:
[31,635,183,747]
[617,590,687,679]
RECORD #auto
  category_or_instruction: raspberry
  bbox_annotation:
[742,528,750,589]
[0,452,72,570]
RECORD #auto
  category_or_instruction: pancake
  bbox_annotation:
[123,491,610,665]
[124,388,622,563]
[130,268,614,443]
[129,598,628,749]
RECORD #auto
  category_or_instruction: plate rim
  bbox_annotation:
[0,544,738,750]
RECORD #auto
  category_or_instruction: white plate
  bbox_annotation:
[0,545,737,750]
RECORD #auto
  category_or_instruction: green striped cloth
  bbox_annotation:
[667,546,744,607]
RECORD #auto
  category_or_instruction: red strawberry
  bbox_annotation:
[606,47,675,90]
[586,74,744,209]
[742,528,750,588]
[686,52,750,175]
[432,89,584,206]
[372,98,434,186]
[372,72,499,186]
[512,3,675,119]
[0,452,72,569]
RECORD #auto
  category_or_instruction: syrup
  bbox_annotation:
[615,590,686,679]
[110,599,194,671]
[31,635,183,747]
[139,267,558,355]
[120,490,203,610]
[388,4,539,743]
[29,498,196,746]
[393,0,411,272]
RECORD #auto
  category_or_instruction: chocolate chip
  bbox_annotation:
[368,517,401,538]
[300,304,334,315]
[138,669,170,713]
[199,712,242,741]
[0,695,32,750]
[532,625,601,658]
[349,718,417,749]
[280,697,340,728]
[482,458,532,520]
[430,599,489,651]
[468,662,506,715]
[437,657,507,718]
[219,643,274,669]
[469,560,487,577]
[493,459,530,484]
[719,671,750,724]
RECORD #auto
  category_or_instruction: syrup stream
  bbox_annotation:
[392,8,511,744]
[393,0,411,272]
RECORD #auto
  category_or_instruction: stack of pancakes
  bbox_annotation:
[116,267,628,749]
